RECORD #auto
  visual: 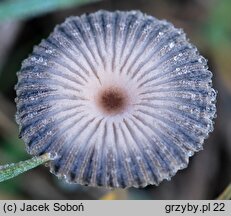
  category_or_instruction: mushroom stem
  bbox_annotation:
[217,183,231,200]
[0,153,52,182]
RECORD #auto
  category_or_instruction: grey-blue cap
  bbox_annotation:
[15,10,217,188]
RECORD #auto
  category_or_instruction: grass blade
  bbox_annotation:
[0,0,97,22]
[0,153,52,182]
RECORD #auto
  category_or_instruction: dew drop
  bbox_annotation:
[166,176,171,181]
[169,42,175,48]
[176,28,184,35]
[45,49,53,54]
[63,174,68,180]
[188,151,194,157]
[136,156,142,161]
[125,158,132,163]
[44,162,50,167]
[38,57,43,63]
[31,57,36,61]
[198,56,207,64]
[173,56,178,61]
[209,89,217,99]
[48,152,59,160]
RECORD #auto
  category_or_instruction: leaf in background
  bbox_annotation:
[206,0,231,47]
[205,0,231,91]
[0,0,98,22]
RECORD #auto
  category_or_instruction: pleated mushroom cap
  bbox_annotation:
[15,10,217,188]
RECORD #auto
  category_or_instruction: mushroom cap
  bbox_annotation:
[15,10,217,188]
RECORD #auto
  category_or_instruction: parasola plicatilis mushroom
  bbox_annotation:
[15,10,217,188]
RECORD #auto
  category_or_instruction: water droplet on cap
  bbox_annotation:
[169,42,175,48]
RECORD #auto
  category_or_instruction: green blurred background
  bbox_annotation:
[0,0,230,199]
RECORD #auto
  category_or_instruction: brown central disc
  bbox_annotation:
[97,87,128,115]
